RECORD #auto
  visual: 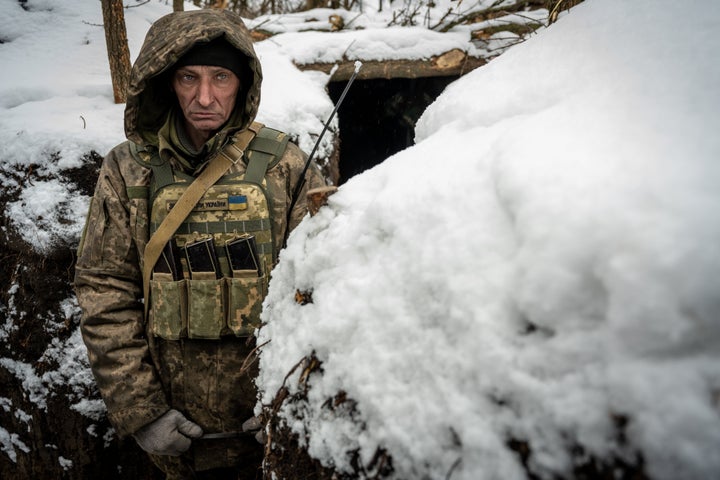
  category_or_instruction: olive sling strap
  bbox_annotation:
[141,122,263,318]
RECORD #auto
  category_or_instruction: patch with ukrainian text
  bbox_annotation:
[167,198,229,212]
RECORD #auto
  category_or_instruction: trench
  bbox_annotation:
[328,76,459,185]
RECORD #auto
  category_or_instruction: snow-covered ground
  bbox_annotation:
[256,1,720,479]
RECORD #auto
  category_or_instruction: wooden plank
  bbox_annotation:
[295,49,486,80]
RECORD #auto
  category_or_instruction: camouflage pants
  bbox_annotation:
[149,336,263,479]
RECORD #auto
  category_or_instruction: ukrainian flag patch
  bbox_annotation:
[228,195,248,210]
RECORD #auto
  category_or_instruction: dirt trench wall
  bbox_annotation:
[0,153,160,480]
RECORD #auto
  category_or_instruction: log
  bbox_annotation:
[306,186,338,216]
[296,49,486,80]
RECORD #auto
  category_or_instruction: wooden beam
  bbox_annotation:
[295,49,486,81]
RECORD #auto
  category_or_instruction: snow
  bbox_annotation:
[58,455,73,470]
[247,4,547,64]
[257,26,481,64]
[256,0,720,479]
[0,357,47,409]
[6,179,90,253]
[0,0,124,169]
[1,0,717,478]
[0,424,30,463]
[0,281,20,341]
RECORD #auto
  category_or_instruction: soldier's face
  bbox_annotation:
[172,65,240,141]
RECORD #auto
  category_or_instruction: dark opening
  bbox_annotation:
[328,76,459,184]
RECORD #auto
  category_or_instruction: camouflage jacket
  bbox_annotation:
[74,9,322,465]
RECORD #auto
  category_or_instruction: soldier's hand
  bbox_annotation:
[241,415,267,444]
[133,409,203,456]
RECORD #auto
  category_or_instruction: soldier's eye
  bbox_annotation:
[176,72,196,84]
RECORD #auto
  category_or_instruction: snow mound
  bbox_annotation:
[256,1,720,479]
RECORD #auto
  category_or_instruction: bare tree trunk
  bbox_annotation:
[100,0,132,104]
[174,0,184,11]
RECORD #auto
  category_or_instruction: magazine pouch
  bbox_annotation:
[187,275,225,339]
[149,273,187,340]
[227,271,268,336]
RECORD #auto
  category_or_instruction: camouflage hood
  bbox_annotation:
[124,9,262,147]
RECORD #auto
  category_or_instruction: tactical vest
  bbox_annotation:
[131,127,289,340]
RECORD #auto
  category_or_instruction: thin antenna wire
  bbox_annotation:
[283,61,363,247]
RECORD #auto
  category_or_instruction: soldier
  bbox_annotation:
[74,9,324,479]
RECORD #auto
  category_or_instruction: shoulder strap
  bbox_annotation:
[149,161,175,193]
[142,122,263,317]
[243,127,290,183]
[127,141,173,201]
[249,127,290,166]
[244,152,270,185]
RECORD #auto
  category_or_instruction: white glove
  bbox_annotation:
[133,409,203,456]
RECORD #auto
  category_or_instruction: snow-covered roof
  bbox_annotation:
[247,4,549,79]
